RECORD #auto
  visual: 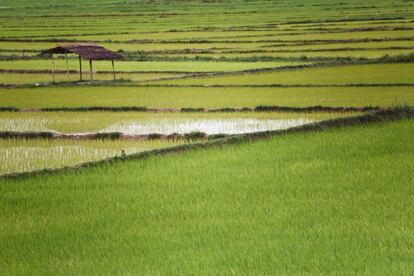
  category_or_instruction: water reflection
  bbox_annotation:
[102,118,315,135]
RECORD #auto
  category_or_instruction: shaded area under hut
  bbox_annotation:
[40,43,123,82]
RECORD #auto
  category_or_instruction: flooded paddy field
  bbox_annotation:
[0,111,352,174]
[0,138,184,175]
[0,111,350,135]
[101,118,313,135]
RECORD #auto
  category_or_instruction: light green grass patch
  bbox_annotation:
[0,60,305,72]
[265,40,414,51]
[1,86,412,108]
[154,63,414,85]
[272,30,414,41]
[65,30,278,42]
[0,72,186,84]
[217,49,414,59]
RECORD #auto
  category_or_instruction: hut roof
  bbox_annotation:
[41,43,123,60]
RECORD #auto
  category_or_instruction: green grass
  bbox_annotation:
[154,63,414,85]
[1,118,413,274]
[1,86,412,109]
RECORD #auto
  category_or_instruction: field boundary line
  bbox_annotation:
[2,36,413,45]
[2,83,413,89]
[0,105,380,113]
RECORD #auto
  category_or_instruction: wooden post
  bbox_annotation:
[89,59,93,81]
[51,56,55,83]
[65,52,70,81]
[79,55,82,81]
[112,60,116,81]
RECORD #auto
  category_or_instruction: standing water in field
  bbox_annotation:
[0,146,144,174]
[0,139,183,175]
[101,118,315,135]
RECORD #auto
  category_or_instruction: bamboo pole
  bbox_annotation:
[79,55,82,81]
[89,59,93,81]
[65,52,70,81]
[51,56,55,83]
[112,60,116,81]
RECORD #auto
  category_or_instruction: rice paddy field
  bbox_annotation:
[0,139,183,175]
[0,111,343,134]
[0,0,413,274]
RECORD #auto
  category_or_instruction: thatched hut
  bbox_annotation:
[41,43,123,82]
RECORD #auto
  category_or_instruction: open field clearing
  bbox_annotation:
[1,86,413,109]
[1,118,413,274]
[0,139,184,175]
[0,112,344,134]
[155,63,414,85]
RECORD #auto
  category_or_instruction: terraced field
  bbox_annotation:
[0,0,413,274]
